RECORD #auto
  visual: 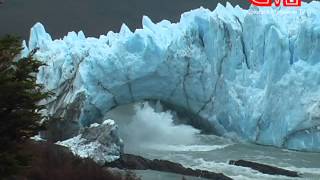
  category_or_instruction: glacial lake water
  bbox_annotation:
[106,103,320,180]
[128,134,320,180]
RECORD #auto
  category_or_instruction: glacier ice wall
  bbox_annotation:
[27,2,320,152]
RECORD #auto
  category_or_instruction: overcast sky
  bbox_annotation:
[0,0,315,39]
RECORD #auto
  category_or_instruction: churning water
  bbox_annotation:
[105,102,320,180]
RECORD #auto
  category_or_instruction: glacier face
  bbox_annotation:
[26,2,320,152]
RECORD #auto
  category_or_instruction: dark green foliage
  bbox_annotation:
[0,35,50,178]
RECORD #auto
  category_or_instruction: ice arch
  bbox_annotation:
[27,2,320,152]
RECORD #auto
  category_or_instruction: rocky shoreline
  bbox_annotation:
[105,154,302,180]
[51,118,301,179]
[106,154,232,180]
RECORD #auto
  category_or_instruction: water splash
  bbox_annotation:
[120,102,200,148]
[105,101,234,153]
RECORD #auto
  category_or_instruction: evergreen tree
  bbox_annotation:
[0,35,50,177]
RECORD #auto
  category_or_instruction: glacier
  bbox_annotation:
[25,1,320,152]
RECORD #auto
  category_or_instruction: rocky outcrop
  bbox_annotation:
[229,160,300,177]
[106,154,232,180]
[57,119,123,165]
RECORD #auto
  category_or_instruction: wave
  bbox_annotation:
[144,144,231,152]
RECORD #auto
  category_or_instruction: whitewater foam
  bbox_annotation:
[118,102,200,147]
[145,144,231,152]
